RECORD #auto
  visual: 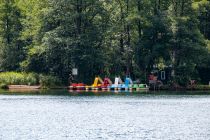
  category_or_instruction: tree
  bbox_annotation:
[18,0,49,73]
[169,0,208,86]
[0,0,208,86]
[32,0,110,83]
[0,0,24,71]
[193,0,210,40]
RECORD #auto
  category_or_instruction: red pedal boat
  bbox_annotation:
[101,78,112,90]
[69,83,86,90]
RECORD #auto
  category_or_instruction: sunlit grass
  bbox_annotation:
[0,72,62,88]
[0,72,38,85]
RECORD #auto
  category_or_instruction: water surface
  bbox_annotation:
[0,90,210,140]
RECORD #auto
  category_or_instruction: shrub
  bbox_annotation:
[0,83,8,89]
[0,72,62,88]
[39,75,62,88]
[0,72,38,85]
[190,85,210,90]
[174,64,199,87]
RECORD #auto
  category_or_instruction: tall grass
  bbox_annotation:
[0,72,62,88]
[0,72,38,85]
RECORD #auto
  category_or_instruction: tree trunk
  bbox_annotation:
[76,0,82,35]
[126,0,131,76]
[137,0,142,40]
[180,0,185,16]
[119,1,124,52]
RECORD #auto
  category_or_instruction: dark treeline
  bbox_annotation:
[0,0,209,85]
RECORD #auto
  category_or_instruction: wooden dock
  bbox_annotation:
[68,86,149,91]
[8,85,41,89]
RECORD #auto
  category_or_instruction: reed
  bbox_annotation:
[0,72,61,88]
[0,72,38,85]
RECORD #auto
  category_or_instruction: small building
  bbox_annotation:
[150,68,172,85]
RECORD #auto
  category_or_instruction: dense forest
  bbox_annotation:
[0,0,209,86]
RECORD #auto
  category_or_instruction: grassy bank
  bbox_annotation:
[186,85,210,91]
[159,85,210,91]
[0,72,62,89]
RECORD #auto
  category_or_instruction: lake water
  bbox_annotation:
[0,90,210,140]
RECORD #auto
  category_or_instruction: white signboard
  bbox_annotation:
[161,71,165,80]
[72,68,78,76]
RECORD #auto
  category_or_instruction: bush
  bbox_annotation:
[0,83,8,89]
[0,72,38,85]
[0,72,63,89]
[174,64,199,87]
[189,85,210,90]
[39,75,62,88]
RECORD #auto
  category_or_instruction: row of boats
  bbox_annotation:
[69,77,149,91]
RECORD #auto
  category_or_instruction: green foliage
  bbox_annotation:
[191,85,210,90]
[174,65,196,87]
[0,72,38,85]
[0,0,25,71]
[0,83,8,89]
[0,0,209,87]
[0,72,61,88]
[193,0,210,40]
[39,75,62,88]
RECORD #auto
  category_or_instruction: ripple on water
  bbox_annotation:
[0,94,210,140]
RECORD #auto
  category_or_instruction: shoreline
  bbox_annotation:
[3,84,210,91]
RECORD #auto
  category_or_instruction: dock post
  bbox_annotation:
[117,87,121,91]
